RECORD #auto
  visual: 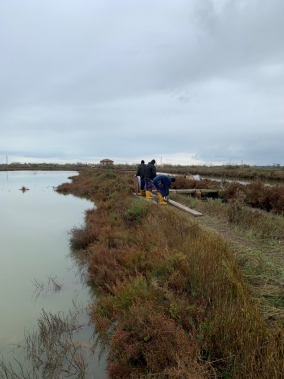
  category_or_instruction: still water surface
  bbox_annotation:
[0,171,106,377]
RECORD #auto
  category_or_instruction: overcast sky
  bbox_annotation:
[1,0,283,166]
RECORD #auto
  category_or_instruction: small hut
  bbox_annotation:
[100,158,114,166]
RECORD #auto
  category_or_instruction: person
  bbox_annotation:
[135,160,146,195]
[153,175,176,205]
[144,159,156,199]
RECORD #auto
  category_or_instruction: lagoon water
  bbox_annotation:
[0,171,106,378]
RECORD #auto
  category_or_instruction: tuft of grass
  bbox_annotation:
[124,198,150,224]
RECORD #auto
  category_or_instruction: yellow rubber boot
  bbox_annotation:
[157,192,167,205]
[145,190,151,199]
[137,190,144,196]
[141,190,146,196]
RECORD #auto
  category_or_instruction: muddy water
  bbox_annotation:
[0,171,106,377]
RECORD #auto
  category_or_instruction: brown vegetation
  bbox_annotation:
[172,177,221,190]
[220,181,284,214]
[55,169,284,378]
[171,177,284,215]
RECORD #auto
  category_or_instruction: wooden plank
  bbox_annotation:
[133,193,204,217]
[168,199,204,217]
[168,189,196,193]
[169,189,219,194]
[200,189,219,194]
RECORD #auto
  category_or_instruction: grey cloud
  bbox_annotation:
[1,0,283,165]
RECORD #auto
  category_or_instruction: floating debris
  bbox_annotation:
[19,186,30,192]
[184,172,201,181]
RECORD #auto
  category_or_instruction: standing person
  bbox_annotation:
[144,159,156,199]
[135,160,146,196]
[153,175,176,205]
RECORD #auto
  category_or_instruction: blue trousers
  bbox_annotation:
[145,181,153,191]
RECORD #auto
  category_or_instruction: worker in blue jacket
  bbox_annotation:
[153,175,176,205]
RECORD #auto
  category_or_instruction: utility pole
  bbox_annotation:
[6,155,8,165]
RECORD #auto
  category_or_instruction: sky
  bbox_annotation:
[1,0,283,166]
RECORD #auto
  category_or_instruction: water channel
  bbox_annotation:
[159,172,284,186]
[0,171,107,378]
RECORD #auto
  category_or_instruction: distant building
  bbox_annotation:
[100,159,114,166]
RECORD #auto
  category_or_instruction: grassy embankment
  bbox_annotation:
[56,169,284,379]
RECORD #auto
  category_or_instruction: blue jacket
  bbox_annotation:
[153,175,175,196]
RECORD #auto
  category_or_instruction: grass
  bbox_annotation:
[170,192,284,319]
[53,169,284,378]
[0,302,91,379]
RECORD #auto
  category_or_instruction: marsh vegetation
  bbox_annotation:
[161,165,284,183]
[0,303,91,379]
[54,168,284,378]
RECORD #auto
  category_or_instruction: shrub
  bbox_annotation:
[124,198,150,224]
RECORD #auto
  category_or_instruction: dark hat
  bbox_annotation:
[151,159,156,164]
[141,160,145,164]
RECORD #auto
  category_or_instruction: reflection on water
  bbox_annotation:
[0,171,106,378]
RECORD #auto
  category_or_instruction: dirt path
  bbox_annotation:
[196,215,249,246]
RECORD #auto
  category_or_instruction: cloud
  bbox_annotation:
[0,0,283,165]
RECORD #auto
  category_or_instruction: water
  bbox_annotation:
[0,171,106,378]
[159,171,284,187]
[201,176,251,185]
[201,176,284,186]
